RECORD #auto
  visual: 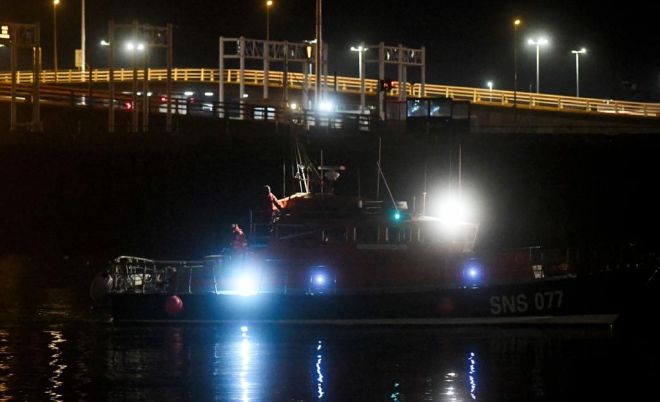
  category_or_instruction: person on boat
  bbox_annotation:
[231,224,247,254]
[256,185,283,220]
[253,185,283,237]
[318,165,345,194]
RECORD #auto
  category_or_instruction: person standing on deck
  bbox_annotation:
[254,185,284,234]
[256,185,283,221]
[231,224,247,254]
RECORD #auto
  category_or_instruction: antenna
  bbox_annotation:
[320,149,324,194]
[376,137,382,200]
[358,168,362,199]
[423,162,428,215]
[282,157,286,196]
[458,139,462,196]
[376,162,398,212]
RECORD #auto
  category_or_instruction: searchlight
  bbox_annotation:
[224,264,262,296]
[317,100,336,113]
[428,189,480,237]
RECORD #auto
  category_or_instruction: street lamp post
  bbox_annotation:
[266,0,273,41]
[315,0,322,108]
[527,37,548,93]
[81,0,85,72]
[571,48,586,97]
[53,0,60,75]
[126,40,145,133]
[350,44,367,113]
[513,19,521,106]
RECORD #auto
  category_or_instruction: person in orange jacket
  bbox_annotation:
[256,185,283,220]
[231,224,247,254]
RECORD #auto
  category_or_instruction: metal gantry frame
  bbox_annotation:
[107,21,173,133]
[364,42,426,120]
[1,22,41,132]
[218,36,328,116]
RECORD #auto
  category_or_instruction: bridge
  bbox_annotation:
[2,67,660,134]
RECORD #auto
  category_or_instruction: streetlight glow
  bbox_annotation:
[527,36,549,93]
[527,37,549,46]
[571,47,587,97]
[351,44,368,113]
[125,41,145,52]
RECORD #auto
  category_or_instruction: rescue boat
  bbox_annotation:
[96,126,658,327]
[97,189,658,326]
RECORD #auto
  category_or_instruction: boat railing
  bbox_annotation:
[109,255,221,294]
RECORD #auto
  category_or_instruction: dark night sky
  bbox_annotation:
[4,0,660,100]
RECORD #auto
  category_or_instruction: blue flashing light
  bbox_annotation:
[468,267,479,279]
[462,261,483,288]
[309,266,335,295]
[314,274,326,285]
[393,211,401,221]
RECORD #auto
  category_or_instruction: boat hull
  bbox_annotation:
[110,268,658,326]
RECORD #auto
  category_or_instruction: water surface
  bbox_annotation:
[0,256,658,401]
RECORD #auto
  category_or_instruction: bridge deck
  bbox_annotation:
[1,68,659,118]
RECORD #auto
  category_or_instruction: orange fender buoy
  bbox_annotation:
[165,295,184,316]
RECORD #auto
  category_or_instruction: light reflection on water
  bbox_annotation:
[0,330,10,398]
[468,352,477,400]
[0,324,657,401]
[316,340,324,399]
[0,255,658,401]
[45,330,67,402]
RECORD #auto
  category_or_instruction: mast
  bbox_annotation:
[376,137,382,200]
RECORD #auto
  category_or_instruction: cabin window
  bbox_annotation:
[355,226,378,244]
[416,224,445,244]
[322,227,347,244]
[532,264,545,279]
[291,232,320,248]
[276,225,322,248]
[276,225,296,240]
[417,225,431,243]
[386,226,410,244]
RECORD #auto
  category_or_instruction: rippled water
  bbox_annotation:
[1,256,658,401]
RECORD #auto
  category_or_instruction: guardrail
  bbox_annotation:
[109,256,210,294]
[1,67,659,118]
[0,82,378,132]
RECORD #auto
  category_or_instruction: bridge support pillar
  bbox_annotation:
[263,41,269,100]
[378,42,384,121]
[218,36,225,118]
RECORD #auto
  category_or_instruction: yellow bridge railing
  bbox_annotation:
[1,68,659,118]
